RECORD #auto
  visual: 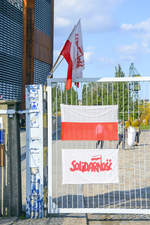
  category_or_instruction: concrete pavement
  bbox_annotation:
[17,129,150,225]
[1,214,150,225]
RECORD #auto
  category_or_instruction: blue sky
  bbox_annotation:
[53,0,150,78]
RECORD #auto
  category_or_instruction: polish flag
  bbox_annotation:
[61,104,118,141]
[60,20,84,90]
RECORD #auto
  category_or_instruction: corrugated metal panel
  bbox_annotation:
[0,82,20,100]
[6,0,23,11]
[0,0,23,100]
[34,0,52,85]
[34,59,50,84]
[34,0,51,36]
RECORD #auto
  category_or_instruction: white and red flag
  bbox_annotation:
[60,20,84,90]
[61,104,118,141]
[62,149,119,184]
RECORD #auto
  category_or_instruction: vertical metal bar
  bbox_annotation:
[107,183,110,208]
[112,83,115,208]
[87,83,90,208]
[102,83,103,105]
[47,79,53,213]
[137,82,140,118]
[61,83,63,104]
[133,82,135,121]
[91,83,93,105]
[112,84,115,208]
[112,83,114,105]
[60,82,63,209]
[55,84,58,208]
[133,84,137,208]
[107,83,108,105]
[122,83,126,208]
[0,117,4,215]
[117,83,119,110]
[128,82,130,121]
[143,82,148,209]
[101,83,105,208]
[127,84,132,208]
[65,88,69,209]
[78,82,84,209]
[71,86,72,105]
[117,82,121,208]
[86,83,88,106]
[107,82,110,208]
[66,87,67,105]
[76,85,78,105]
[138,132,142,209]
[127,82,131,206]
[97,83,98,105]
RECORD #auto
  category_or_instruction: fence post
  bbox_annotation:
[7,101,22,216]
[26,85,44,218]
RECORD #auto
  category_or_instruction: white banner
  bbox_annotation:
[62,149,119,184]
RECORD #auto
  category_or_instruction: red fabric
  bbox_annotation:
[61,122,118,141]
[60,40,73,90]
[75,82,79,88]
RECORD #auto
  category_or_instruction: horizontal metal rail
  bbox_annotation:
[47,76,150,83]
[0,110,39,115]
[49,208,150,214]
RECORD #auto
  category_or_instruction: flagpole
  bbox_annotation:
[50,55,62,73]
[53,57,64,73]
[47,54,63,78]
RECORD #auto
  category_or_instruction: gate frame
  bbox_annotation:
[47,76,150,214]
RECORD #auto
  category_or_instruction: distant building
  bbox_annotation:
[0,0,54,103]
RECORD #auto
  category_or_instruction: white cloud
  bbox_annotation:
[121,18,150,33]
[141,40,150,53]
[118,43,138,55]
[98,57,114,64]
[121,19,150,54]
[84,51,94,63]
[120,55,135,62]
[55,17,71,28]
[54,0,123,33]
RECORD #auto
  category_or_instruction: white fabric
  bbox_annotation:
[61,104,118,123]
[68,20,84,80]
[127,126,136,147]
[62,149,119,184]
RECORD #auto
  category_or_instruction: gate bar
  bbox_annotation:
[47,76,150,83]
[47,79,53,212]
[49,208,150,214]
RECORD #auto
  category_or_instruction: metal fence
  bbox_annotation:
[47,77,150,214]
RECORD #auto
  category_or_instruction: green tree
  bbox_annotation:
[81,64,140,121]
[52,84,78,115]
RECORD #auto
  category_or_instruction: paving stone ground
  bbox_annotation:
[15,130,150,224]
[2,215,150,225]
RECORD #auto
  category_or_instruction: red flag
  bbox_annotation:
[60,20,84,90]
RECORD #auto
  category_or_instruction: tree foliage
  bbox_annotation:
[52,63,143,123]
[52,85,78,114]
[82,64,141,121]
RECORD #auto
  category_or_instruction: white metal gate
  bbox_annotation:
[47,77,150,214]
